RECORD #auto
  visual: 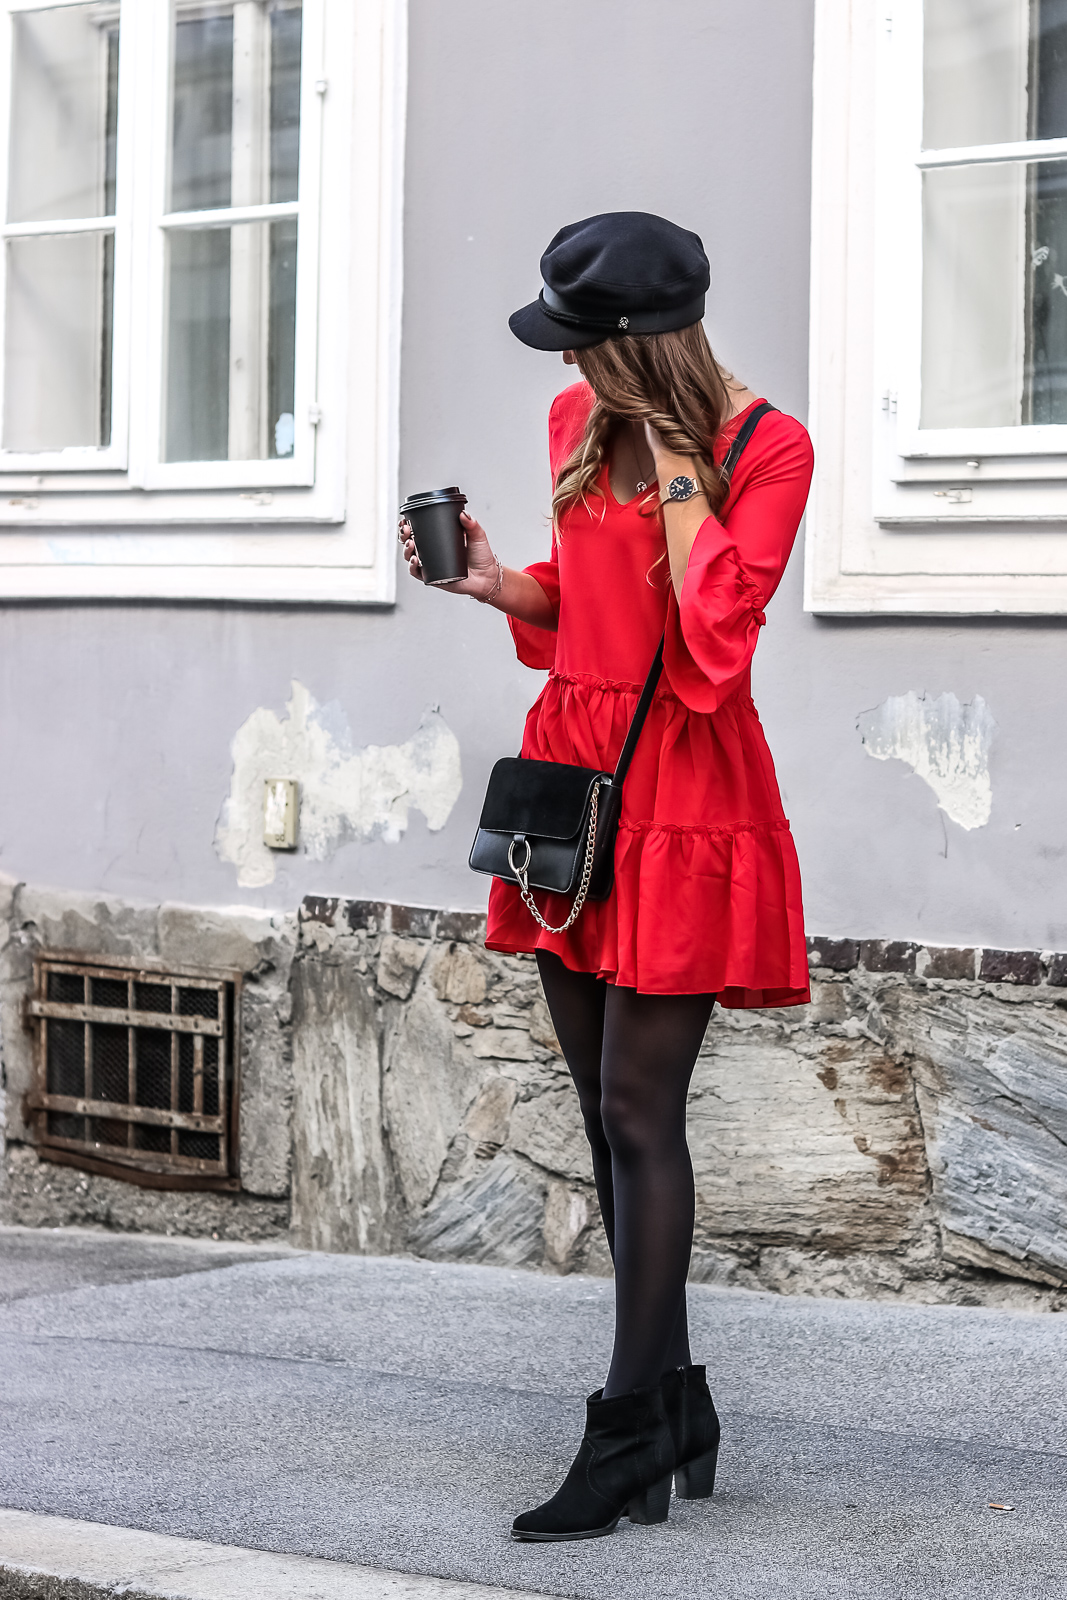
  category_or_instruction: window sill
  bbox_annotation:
[0,483,342,526]
[0,546,397,604]
[0,487,399,606]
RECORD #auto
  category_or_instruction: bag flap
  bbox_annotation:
[478,757,604,839]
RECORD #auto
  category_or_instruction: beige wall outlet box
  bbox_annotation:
[263,779,299,850]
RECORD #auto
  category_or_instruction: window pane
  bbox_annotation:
[921,164,1027,428]
[1026,162,1067,419]
[164,220,297,461]
[165,229,230,460]
[268,218,297,453]
[270,4,302,202]
[169,1,302,213]
[924,0,1067,149]
[1033,0,1067,138]
[171,8,233,211]
[921,158,1067,427]
[7,4,119,223]
[924,0,1030,148]
[3,232,114,450]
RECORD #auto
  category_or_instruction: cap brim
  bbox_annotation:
[508,298,607,352]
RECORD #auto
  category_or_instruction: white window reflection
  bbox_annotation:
[2,3,118,451]
[8,5,119,223]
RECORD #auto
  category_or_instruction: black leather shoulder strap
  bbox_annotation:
[720,400,778,485]
[611,401,777,786]
[611,633,665,784]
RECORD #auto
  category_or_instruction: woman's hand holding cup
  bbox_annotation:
[399,510,502,601]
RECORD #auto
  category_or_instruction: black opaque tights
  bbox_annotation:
[536,951,716,1399]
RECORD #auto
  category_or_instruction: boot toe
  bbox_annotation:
[511,1501,619,1541]
[511,1504,553,1539]
[511,1479,621,1541]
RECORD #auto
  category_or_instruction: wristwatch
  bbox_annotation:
[659,474,702,505]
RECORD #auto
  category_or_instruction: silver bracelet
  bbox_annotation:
[477,557,505,605]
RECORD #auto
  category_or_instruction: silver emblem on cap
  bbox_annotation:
[618,316,629,329]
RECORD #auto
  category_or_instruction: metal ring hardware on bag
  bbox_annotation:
[506,783,601,934]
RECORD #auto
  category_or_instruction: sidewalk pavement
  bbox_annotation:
[0,1507,545,1599]
[0,1226,1064,1600]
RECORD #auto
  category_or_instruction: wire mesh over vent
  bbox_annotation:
[25,954,241,1190]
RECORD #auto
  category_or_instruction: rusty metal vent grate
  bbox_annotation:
[26,955,240,1190]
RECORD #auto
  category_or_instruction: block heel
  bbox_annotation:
[661,1364,721,1502]
[674,1441,719,1500]
[627,1471,673,1525]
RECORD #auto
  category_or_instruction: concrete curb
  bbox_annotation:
[0,1511,546,1600]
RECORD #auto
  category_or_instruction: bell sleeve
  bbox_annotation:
[507,540,561,669]
[507,380,595,672]
[664,414,814,713]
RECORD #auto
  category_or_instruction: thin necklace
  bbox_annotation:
[630,425,655,494]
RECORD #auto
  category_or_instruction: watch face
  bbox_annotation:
[668,475,696,500]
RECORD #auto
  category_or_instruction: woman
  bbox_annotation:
[400,212,813,1542]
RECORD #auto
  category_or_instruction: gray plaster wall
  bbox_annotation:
[0,0,1064,949]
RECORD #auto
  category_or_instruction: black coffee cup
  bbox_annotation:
[399,487,468,585]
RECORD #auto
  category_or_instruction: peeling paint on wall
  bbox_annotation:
[215,681,463,887]
[858,691,994,831]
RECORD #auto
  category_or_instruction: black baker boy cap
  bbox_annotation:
[509,210,711,352]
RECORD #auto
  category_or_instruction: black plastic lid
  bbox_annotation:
[399,486,467,512]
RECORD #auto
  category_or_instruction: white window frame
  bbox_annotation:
[807,0,1067,614]
[0,0,406,603]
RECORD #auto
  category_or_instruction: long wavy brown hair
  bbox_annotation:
[551,322,735,533]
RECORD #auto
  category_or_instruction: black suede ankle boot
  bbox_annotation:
[661,1364,721,1499]
[512,1385,674,1541]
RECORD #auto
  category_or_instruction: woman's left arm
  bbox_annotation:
[652,445,715,600]
[646,416,814,712]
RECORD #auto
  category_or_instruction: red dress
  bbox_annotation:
[485,382,814,1007]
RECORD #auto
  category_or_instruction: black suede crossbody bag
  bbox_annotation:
[469,402,775,933]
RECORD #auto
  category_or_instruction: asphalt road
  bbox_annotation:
[0,1226,1064,1599]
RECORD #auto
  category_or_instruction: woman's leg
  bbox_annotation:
[535,951,714,1393]
[535,951,615,1254]
[598,985,715,1398]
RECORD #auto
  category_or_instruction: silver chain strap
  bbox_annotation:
[506,782,600,934]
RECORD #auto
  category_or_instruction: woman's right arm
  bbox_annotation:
[400,510,558,629]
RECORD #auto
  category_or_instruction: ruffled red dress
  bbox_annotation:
[485,382,814,1007]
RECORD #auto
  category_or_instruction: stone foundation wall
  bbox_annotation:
[2,875,1065,1311]
[289,899,1067,1310]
